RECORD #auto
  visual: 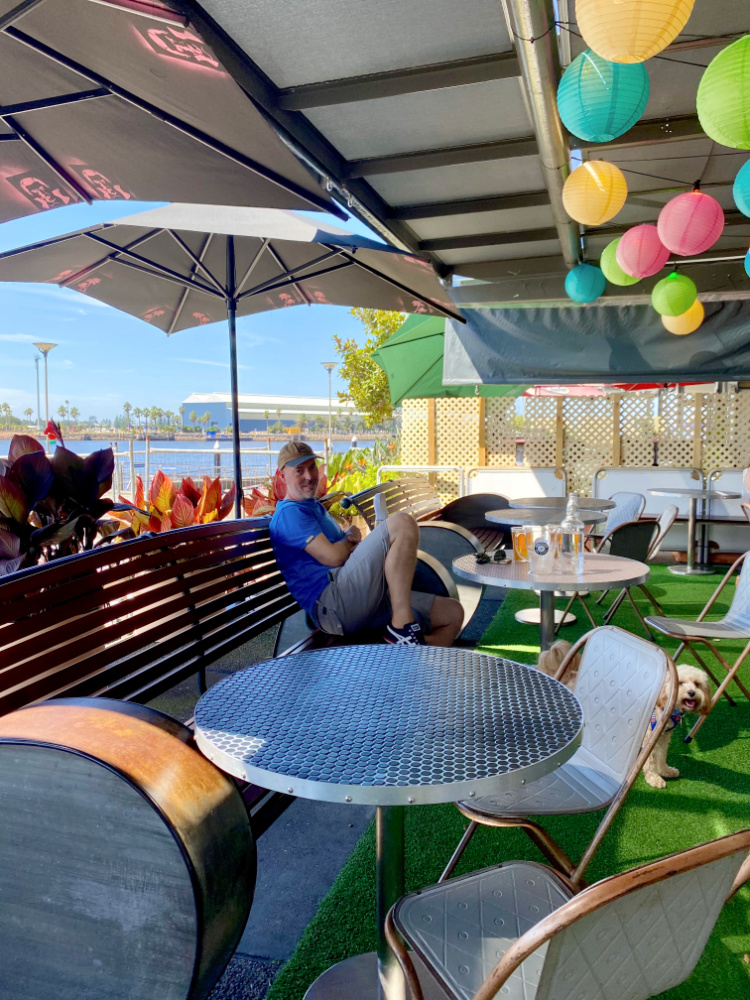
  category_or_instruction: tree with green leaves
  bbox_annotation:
[189,410,197,428]
[24,407,33,424]
[334,308,404,427]
[123,401,131,429]
[70,407,80,424]
[179,404,186,426]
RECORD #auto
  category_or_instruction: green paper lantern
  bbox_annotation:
[565,263,606,303]
[557,50,649,143]
[651,272,697,317]
[697,36,750,150]
[600,238,640,286]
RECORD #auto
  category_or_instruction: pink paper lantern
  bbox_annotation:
[657,190,724,256]
[616,224,670,278]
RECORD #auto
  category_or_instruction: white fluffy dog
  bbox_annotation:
[537,639,581,692]
[643,664,711,789]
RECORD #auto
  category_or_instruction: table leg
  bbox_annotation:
[377,806,405,1000]
[539,591,555,651]
[670,497,713,575]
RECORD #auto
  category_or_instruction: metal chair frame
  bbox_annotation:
[439,627,678,888]
[646,551,750,742]
[386,830,750,1000]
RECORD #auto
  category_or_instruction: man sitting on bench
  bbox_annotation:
[270,443,464,647]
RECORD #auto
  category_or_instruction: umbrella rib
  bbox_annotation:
[242,249,343,297]
[168,233,215,335]
[166,230,225,295]
[5,26,343,218]
[235,239,270,297]
[59,229,163,288]
[327,246,464,322]
[0,88,110,117]
[266,243,312,305]
[84,232,220,296]
[0,0,46,31]
[2,114,92,204]
[239,259,353,301]
[109,255,224,297]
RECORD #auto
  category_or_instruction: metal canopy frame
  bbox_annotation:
[0,0,343,216]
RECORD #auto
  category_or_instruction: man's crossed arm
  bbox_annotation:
[304,524,362,567]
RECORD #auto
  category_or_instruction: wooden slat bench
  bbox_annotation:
[0,517,324,837]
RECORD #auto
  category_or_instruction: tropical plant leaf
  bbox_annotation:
[0,554,25,576]
[51,447,92,504]
[150,470,176,514]
[148,513,164,533]
[8,450,54,507]
[30,516,80,549]
[161,512,173,532]
[0,476,28,524]
[196,476,221,522]
[180,476,201,506]
[0,528,21,560]
[8,434,44,463]
[202,509,218,524]
[217,483,236,521]
[84,448,115,485]
[134,474,145,510]
[272,468,287,501]
[170,493,195,528]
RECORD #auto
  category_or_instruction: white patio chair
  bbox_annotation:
[386,829,750,1000]
[440,627,677,887]
[645,551,750,742]
[601,491,646,534]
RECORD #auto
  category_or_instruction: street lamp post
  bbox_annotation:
[34,354,41,431]
[33,342,57,449]
[321,362,336,467]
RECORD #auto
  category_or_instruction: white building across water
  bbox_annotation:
[182,393,360,432]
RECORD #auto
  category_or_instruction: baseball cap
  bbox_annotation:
[277,441,323,469]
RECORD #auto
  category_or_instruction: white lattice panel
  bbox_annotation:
[524,398,558,468]
[563,397,614,495]
[620,394,656,467]
[484,397,517,467]
[435,398,480,501]
[401,399,430,467]
[658,393,697,468]
[702,393,750,472]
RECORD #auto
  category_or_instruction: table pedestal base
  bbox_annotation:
[515,608,577,628]
[669,564,715,576]
[304,952,448,1000]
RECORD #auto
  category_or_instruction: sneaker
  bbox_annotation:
[383,622,425,646]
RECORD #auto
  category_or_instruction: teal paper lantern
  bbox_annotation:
[565,263,606,303]
[734,160,750,217]
[745,250,750,279]
[697,36,750,150]
[651,272,697,317]
[600,238,640,286]
[557,50,649,143]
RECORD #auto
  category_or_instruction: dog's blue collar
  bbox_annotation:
[650,709,683,733]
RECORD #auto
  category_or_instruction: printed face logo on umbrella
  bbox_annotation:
[74,168,134,202]
[143,306,167,323]
[7,173,75,212]
[140,25,222,71]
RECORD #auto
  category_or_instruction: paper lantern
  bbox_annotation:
[565,263,606,303]
[557,50,649,143]
[662,299,704,335]
[577,0,695,64]
[600,237,640,286]
[733,161,750,217]
[745,249,750,279]
[616,224,670,278]
[697,36,750,150]
[657,190,724,256]
[651,272,697,316]
[562,161,627,225]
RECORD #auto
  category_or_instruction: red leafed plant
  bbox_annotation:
[115,471,236,535]
[241,467,337,517]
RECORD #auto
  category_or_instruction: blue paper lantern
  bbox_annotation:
[565,263,606,303]
[733,161,750,218]
[557,50,649,143]
[745,249,750,279]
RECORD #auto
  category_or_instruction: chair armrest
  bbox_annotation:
[696,552,747,621]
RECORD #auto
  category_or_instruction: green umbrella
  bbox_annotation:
[372,314,528,406]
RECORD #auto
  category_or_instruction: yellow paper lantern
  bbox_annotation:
[577,0,695,64]
[661,298,704,335]
[562,161,628,225]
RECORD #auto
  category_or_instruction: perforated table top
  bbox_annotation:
[486,508,607,526]
[453,552,649,592]
[194,646,583,807]
[509,497,616,511]
[648,488,740,499]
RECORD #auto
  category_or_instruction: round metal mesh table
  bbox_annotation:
[649,488,741,575]
[509,496,616,511]
[487,507,607,526]
[195,646,583,807]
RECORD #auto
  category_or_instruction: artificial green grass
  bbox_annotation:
[267,567,750,1000]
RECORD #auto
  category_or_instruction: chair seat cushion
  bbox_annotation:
[458,754,620,816]
[394,861,572,1000]
[645,615,750,640]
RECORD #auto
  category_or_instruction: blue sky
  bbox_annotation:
[0,201,381,423]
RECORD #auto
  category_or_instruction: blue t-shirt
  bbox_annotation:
[270,498,345,616]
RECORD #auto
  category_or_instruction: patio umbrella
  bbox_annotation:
[0,0,340,221]
[0,202,463,515]
[372,313,527,406]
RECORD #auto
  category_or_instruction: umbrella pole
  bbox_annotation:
[226,236,242,519]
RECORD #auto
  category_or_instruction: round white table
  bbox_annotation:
[194,646,583,1000]
[453,552,650,650]
[649,487,741,575]
[487,507,608,526]
[509,496,616,512]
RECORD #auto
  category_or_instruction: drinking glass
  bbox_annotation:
[511,525,528,562]
[526,526,556,575]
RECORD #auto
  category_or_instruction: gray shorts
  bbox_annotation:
[314,520,436,636]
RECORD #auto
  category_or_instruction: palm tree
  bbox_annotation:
[189,410,198,429]
[24,407,33,424]
[264,410,270,435]
[178,404,186,427]
[1,402,12,430]
[57,404,66,422]
[70,407,79,425]
[276,408,283,434]
[298,413,308,432]
[133,407,141,430]
[201,411,212,431]
[123,401,132,430]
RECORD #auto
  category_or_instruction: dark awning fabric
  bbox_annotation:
[443,302,750,385]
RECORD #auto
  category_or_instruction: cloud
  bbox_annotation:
[0,333,42,343]
[177,357,253,370]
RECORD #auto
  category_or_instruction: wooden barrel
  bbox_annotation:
[0,698,255,1000]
